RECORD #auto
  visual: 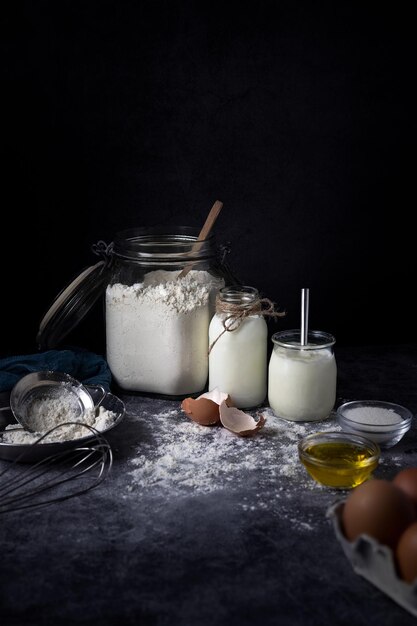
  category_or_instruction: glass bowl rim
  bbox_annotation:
[297,430,381,468]
[336,400,413,432]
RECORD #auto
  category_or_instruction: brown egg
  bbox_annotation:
[342,478,416,549]
[393,467,417,514]
[396,522,417,583]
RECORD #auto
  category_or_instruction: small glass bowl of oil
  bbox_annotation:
[298,431,380,489]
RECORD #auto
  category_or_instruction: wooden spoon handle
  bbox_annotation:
[196,200,223,241]
[178,200,223,278]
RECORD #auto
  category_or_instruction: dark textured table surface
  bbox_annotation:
[1,344,417,626]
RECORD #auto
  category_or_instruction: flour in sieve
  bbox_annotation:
[1,398,118,444]
[22,389,81,432]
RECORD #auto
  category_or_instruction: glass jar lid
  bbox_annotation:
[36,242,113,350]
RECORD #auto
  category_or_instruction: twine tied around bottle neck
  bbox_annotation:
[208,293,286,354]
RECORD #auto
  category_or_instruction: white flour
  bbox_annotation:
[126,406,337,498]
[22,389,81,432]
[106,269,223,395]
[1,404,118,444]
[121,404,348,531]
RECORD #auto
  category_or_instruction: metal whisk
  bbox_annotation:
[0,423,113,514]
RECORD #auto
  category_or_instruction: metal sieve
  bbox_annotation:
[10,371,106,433]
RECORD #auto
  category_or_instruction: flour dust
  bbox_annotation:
[124,404,337,526]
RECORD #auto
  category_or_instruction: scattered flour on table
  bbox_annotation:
[127,406,337,513]
[1,393,118,444]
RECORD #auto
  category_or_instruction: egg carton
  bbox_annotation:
[327,500,417,618]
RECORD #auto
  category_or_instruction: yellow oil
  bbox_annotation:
[301,442,379,489]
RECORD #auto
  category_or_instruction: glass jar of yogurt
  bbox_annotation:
[105,226,228,397]
[268,329,337,422]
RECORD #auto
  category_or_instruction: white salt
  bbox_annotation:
[345,406,402,426]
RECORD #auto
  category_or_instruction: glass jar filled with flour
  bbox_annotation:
[208,285,285,408]
[268,330,337,421]
[105,227,228,397]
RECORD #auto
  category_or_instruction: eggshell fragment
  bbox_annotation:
[181,397,221,426]
[181,388,231,426]
[219,402,266,437]
[197,388,230,406]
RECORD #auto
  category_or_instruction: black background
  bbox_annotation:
[1,1,415,357]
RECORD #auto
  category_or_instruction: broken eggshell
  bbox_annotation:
[181,388,230,426]
[219,402,266,437]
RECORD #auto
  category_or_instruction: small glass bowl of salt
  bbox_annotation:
[336,400,413,449]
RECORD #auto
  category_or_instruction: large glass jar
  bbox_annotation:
[105,226,227,397]
[268,329,337,421]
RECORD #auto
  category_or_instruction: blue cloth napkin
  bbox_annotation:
[0,349,112,393]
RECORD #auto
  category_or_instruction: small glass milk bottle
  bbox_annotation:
[268,329,337,421]
[208,285,268,408]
